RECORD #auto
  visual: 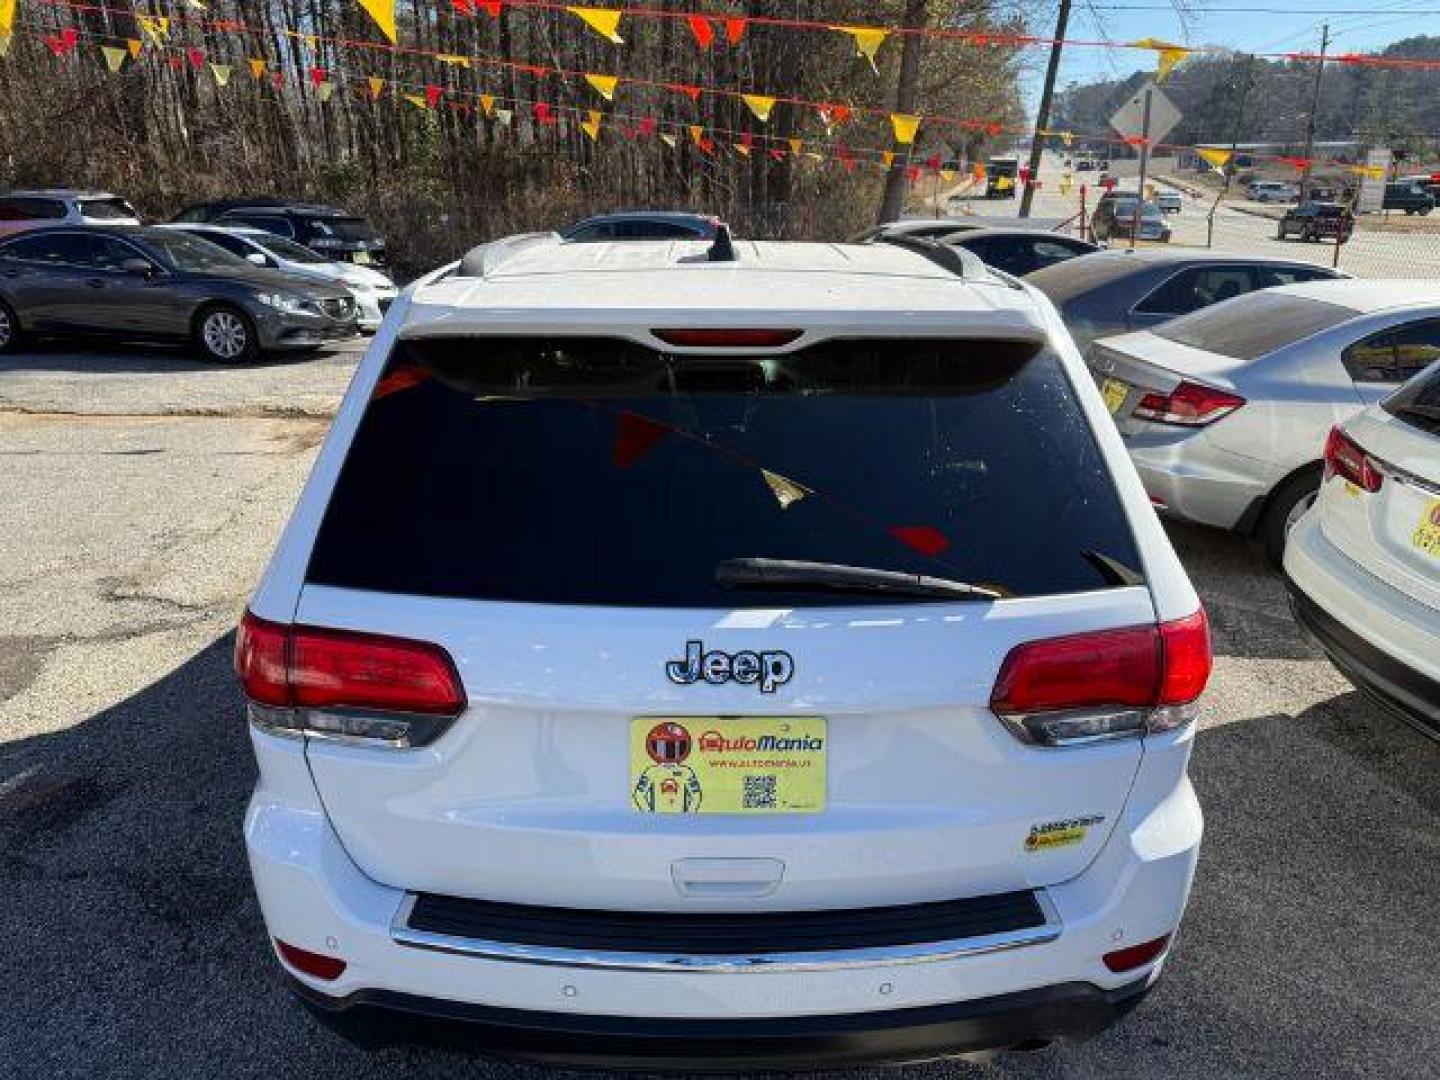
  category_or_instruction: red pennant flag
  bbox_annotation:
[986,122,1003,137]
[534,101,555,125]
[45,28,80,56]
[888,524,950,556]
[740,130,754,150]
[425,83,442,108]
[674,84,703,103]
[612,412,670,468]
[768,148,785,162]
[480,0,501,14]
[905,165,921,182]
[452,0,475,12]
[309,66,326,87]
[686,14,714,48]
[926,153,941,174]
[187,47,205,69]
[725,17,746,44]
[638,117,656,137]
[818,104,852,127]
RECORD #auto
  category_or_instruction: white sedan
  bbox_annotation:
[1285,361,1440,741]
[161,222,397,331]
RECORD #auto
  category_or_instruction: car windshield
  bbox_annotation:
[1154,292,1359,360]
[308,215,380,241]
[80,197,138,220]
[252,234,329,263]
[141,230,247,271]
[305,336,1145,606]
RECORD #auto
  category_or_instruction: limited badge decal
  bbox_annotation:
[1025,814,1105,852]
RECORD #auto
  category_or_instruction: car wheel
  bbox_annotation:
[1257,466,1323,569]
[195,304,259,363]
[0,298,22,354]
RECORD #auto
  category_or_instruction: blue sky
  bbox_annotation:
[1031,1,1440,100]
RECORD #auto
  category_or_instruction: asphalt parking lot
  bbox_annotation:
[1,343,1437,1080]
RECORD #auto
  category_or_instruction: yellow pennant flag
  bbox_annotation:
[567,6,623,44]
[1350,164,1385,180]
[479,93,495,117]
[402,92,428,109]
[437,53,469,66]
[137,16,170,44]
[734,142,751,157]
[581,109,602,141]
[584,73,619,100]
[882,150,895,167]
[660,132,677,148]
[688,124,705,146]
[0,0,14,35]
[101,45,128,72]
[1132,37,1188,82]
[760,469,811,510]
[890,112,920,144]
[316,81,334,102]
[367,76,384,99]
[248,58,266,78]
[126,38,142,58]
[830,25,888,73]
[788,137,802,156]
[1195,146,1232,171]
[742,93,776,123]
[209,62,231,86]
[940,168,956,184]
[358,0,397,44]
[995,175,1013,191]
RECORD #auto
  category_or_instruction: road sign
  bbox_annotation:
[1358,149,1391,214]
[1109,81,1182,147]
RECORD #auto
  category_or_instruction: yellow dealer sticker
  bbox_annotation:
[1025,814,1105,852]
[630,717,825,814]
[1411,498,1440,558]
[1101,377,1129,416]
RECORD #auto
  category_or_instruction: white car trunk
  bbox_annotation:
[298,583,1153,912]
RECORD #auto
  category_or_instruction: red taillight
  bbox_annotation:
[991,609,1212,715]
[1323,426,1383,493]
[1103,932,1172,973]
[275,939,346,981]
[1133,380,1245,426]
[651,328,802,347]
[235,610,465,715]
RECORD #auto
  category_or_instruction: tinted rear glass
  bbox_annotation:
[1383,362,1440,436]
[79,197,138,220]
[306,215,380,241]
[1025,254,1141,302]
[1154,291,1358,360]
[307,337,1143,606]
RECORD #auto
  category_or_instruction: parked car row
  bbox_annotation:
[0,188,398,358]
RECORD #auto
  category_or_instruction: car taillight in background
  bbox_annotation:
[1132,381,1245,427]
[235,610,466,747]
[990,609,1211,746]
[1323,425,1383,493]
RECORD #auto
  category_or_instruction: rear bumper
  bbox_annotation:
[244,724,1200,1061]
[1124,430,1272,531]
[1284,515,1440,738]
[288,971,1152,1068]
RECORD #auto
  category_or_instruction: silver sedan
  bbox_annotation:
[1086,279,1440,565]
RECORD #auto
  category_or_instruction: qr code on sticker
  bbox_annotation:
[743,775,778,809]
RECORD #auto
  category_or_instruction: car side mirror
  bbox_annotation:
[120,258,157,276]
[246,252,268,267]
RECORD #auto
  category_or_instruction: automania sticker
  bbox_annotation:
[1025,814,1106,852]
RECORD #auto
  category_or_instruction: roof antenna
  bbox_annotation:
[707,223,736,262]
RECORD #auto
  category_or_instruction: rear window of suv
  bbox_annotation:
[305,336,1145,606]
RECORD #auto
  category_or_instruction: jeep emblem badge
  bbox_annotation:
[665,640,794,694]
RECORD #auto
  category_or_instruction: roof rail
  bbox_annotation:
[873,233,984,279]
[456,231,559,278]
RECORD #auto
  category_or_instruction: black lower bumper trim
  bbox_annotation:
[289,975,1153,1069]
[1287,580,1440,738]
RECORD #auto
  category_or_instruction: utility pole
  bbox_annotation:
[1299,23,1330,202]
[1019,0,1072,218]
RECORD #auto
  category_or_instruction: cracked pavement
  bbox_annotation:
[0,342,1437,1080]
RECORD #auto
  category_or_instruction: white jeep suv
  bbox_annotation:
[236,230,1211,1067]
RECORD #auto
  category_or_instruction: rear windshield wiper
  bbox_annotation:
[716,558,1003,601]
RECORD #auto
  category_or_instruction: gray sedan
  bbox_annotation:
[1028,249,1345,350]
[1087,279,1440,564]
[0,225,357,362]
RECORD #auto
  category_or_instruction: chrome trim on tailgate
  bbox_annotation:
[389,892,1063,974]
